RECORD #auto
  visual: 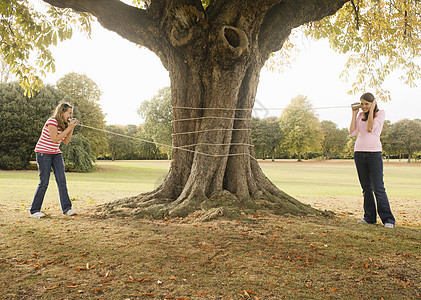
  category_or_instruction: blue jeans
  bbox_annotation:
[30,153,72,214]
[354,152,395,224]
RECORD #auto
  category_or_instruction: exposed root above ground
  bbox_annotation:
[96,189,327,221]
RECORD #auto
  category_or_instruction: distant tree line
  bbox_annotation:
[0,76,169,171]
[252,95,421,162]
[1,78,420,172]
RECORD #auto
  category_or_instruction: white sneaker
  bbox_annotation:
[384,223,395,228]
[64,209,77,216]
[357,219,368,223]
[30,212,46,218]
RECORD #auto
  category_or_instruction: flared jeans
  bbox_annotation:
[30,152,72,214]
[354,151,395,225]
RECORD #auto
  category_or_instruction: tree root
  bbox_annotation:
[96,188,328,221]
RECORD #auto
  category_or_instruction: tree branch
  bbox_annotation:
[259,0,350,55]
[42,0,162,53]
[350,0,360,30]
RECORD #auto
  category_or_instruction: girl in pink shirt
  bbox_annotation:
[30,103,78,218]
[349,93,395,228]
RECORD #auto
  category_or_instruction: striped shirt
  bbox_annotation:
[35,117,65,154]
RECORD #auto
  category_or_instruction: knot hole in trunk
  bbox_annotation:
[224,27,240,47]
[218,25,248,59]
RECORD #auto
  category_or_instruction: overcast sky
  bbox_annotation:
[43,20,421,129]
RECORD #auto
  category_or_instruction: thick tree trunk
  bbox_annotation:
[100,31,317,218]
[69,0,349,219]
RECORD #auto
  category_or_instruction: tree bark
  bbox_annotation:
[42,0,350,218]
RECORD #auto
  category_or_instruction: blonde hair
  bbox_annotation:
[53,103,73,131]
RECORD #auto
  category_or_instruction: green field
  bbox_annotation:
[261,159,421,198]
[1,159,420,200]
[1,159,419,225]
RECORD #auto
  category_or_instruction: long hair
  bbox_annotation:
[360,92,379,121]
[53,102,73,131]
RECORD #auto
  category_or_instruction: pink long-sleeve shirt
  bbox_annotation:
[350,110,385,152]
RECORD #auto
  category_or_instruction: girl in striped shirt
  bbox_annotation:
[30,103,78,218]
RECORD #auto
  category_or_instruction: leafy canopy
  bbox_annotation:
[305,0,421,100]
[1,0,419,99]
[0,0,91,95]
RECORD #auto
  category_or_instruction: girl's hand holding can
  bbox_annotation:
[351,102,361,110]
[68,118,78,128]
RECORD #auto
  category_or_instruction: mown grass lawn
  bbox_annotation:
[0,160,420,299]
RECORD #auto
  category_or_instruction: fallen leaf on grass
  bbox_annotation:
[123,276,136,283]
[268,282,279,287]
[195,289,211,296]
[94,287,107,294]
[392,275,407,281]
[16,259,34,265]
[44,285,59,290]
[75,263,95,271]
[245,290,258,295]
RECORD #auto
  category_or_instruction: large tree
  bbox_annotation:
[279,95,323,161]
[393,119,421,163]
[251,117,283,160]
[138,86,173,157]
[2,0,420,218]
[0,82,64,169]
[56,73,108,157]
[320,120,348,159]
